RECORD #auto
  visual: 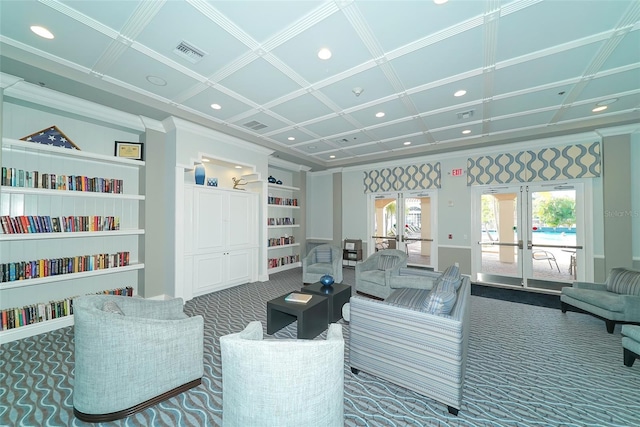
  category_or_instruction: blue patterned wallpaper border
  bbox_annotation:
[363,163,441,193]
[467,142,600,186]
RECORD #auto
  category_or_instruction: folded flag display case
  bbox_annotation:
[20,126,79,150]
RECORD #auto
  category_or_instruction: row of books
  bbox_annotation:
[1,215,120,234]
[268,254,300,269]
[268,236,295,247]
[0,286,133,331]
[1,167,124,193]
[267,217,295,225]
[267,196,298,206]
[1,251,130,282]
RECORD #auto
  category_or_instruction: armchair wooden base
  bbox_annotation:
[74,378,202,422]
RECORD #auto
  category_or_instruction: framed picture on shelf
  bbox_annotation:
[114,141,144,160]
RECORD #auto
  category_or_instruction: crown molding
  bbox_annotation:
[269,156,311,172]
[595,123,640,137]
[1,72,147,133]
[165,116,274,156]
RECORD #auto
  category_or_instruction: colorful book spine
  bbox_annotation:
[0,286,134,331]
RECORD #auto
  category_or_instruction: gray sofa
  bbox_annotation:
[73,295,204,422]
[355,249,408,299]
[348,265,471,415]
[561,267,640,333]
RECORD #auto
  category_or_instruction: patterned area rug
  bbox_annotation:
[2,268,639,426]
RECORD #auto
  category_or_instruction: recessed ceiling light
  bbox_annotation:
[433,0,449,4]
[454,90,467,97]
[329,155,336,159]
[30,25,54,39]
[201,158,210,162]
[403,141,411,146]
[375,112,385,118]
[210,103,221,110]
[235,165,242,169]
[146,75,167,86]
[592,106,608,113]
[288,137,295,141]
[318,48,332,60]
[596,98,618,106]
[462,129,472,134]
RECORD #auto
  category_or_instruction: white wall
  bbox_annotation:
[306,172,334,239]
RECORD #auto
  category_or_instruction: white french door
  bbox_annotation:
[472,182,587,291]
[368,191,437,269]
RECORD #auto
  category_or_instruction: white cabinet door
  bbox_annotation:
[195,190,225,253]
[193,252,224,296]
[227,249,254,285]
[228,191,257,250]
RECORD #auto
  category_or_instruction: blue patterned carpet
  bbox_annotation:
[2,268,639,426]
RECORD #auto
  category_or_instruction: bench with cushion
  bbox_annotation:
[561,267,640,333]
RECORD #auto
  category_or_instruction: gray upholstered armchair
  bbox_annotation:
[73,295,204,422]
[220,321,344,427]
[355,249,408,299]
[302,244,343,284]
[561,267,640,333]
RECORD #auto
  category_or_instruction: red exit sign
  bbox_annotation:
[451,168,464,177]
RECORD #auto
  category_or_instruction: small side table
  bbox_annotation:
[301,282,352,323]
[267,293,328,339]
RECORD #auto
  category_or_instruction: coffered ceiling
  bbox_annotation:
[1,0,639,170]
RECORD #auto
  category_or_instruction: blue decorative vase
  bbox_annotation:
[194,164,205,185]
[320,274,334,287]
[268,175,277,183]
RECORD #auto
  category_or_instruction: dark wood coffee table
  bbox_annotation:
[267,293,328,339]
[300,282,352,323]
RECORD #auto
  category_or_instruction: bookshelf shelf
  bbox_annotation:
[267,224,300,229]
[0,185,145,200]
[0,315,74,344]
[2,138,145,167]
[0,229,145,241]
[267,204,300,209]
[267,243,300,250]
[268,261,302,274]
[0,263,144,290]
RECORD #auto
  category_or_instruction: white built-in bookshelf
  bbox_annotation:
[1,137,145,343]
[267,177,302,273]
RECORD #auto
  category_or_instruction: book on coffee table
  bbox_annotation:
[285,293,312,304]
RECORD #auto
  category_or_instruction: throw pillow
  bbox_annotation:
[377,254,398,271]
[422,288,457,315]
[605,268,640,296]
[102,300,125,315]
[315,247,332,264]
[440,264,462,290]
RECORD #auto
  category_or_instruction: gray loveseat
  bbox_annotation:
[561,267,640,333]
[348,265,471,415]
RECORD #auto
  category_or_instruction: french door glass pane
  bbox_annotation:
[480,192,519,278]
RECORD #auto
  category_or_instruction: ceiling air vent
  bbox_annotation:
[457,110,474,120]
[243,120,268,131]
[173,41,206,63]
